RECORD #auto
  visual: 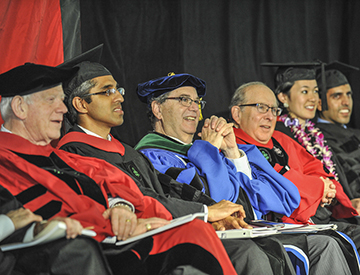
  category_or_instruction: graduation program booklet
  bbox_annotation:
[0,220,96,252]
[216,227,279,239]
[277,223,337,233]
[248,220,337,233]
[102,212,205,246]
[216,221,337,239]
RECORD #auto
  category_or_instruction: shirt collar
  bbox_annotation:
[77,124,112,141]
[1,124,12,133]
[166,135,192,145]
[317,117,347,129]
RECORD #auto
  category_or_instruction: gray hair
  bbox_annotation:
[147,91,171,129]
[0,94,33,122]
[229,81,268,111]
[65,80,96,125]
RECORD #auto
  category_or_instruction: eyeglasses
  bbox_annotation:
[238,103,282,116]
[81,87,125,98]
[165,96,206,109]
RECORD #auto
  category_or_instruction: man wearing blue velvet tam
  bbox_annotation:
[59,48,304,274]
[135,72,360,275]
[135,72,301,221]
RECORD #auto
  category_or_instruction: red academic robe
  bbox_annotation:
[0,132,235,274]
[234,128,357,224]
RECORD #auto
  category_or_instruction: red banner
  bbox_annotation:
[0,0,64,124]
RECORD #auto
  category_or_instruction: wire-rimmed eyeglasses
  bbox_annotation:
[238,103,282,116]
[165,96,206,109]
[81,87,125,98]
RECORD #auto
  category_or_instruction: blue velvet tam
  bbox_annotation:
[0,63,79,97]
[136,73,206,104]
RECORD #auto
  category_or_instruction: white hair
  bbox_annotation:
[0,94,33,122]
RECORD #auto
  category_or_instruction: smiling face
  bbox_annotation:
[153,86,200,144]
[78,75,124,138]
[279,79,319,124]
[318,84,353,125]
[233,84,278,144]
[24,85,67,145]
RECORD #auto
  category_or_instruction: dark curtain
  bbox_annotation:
[61,0,81,61]
[80,0,360,146]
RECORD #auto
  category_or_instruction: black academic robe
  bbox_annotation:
[59,126,215,218]
[0,186,113,275]
[275,121,354,200]
[58,126,301,275]
[0,131,238,275]
[316,122,360,199]
[0,186,27,275]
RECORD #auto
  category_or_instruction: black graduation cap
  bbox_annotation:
[136,72,206,104]
[58,44,112,96]
[261,61,321,87]
[57,44,104,69]
[316,61,359,91]
[261,61,330,110]
[0,63,79,98]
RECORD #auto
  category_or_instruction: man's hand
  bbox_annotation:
[130,218,170,237]
[320,177,336,206]
[208,200,251,229]
[211,216,252,231]
[351,198,360,214]
[218,124,240,159]
[208,200,245,221]
[199,116,240,159]
[6,208,42,230]
[53,217,84,239]
[198,116,227,149]
[34,217,84,239]
[103,205,138,241]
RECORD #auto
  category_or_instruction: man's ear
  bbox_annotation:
[317,99,322,111]
[230,105,241,128]
[11,96,28,120]
[151,101,162,120]
[72,97,88,114]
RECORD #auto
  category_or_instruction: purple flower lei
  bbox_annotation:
[279,114,338,180]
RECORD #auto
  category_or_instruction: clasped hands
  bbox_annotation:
[208,200,252,231]
[198,115,240,159]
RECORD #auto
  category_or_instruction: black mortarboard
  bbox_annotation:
[261,61,321,88]
[0,63,79,97]
[57,44,112,95]
[136,73,206,104]
[261,61,329,110]
[57,44,104,69]
[316,61,359,91]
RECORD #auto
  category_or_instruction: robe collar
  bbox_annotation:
[233,127,274,148]
[57,126,125,155]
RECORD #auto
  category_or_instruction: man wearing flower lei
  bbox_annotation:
[265,62,360,214]
[229,80,360,253]
[315,61,360,207]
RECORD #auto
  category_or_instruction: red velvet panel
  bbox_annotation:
[0,0,64,124]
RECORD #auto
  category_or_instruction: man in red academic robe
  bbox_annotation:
[228,81,360,251]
